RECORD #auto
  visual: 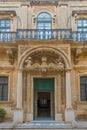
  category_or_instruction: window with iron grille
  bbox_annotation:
[80,76,87,101]
[0,76,8,101]
[77,19,87,41]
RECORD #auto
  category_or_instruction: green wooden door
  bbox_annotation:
[34,78,54,90]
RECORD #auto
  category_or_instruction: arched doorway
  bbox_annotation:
[16,46,75,122]
[19,47,66,121]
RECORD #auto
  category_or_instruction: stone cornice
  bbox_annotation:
[0,65,15,70]
[0,39,86,45]
[73,65,87,70]
[0,101,13,107]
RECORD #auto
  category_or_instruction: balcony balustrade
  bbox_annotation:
[0,29,87,42]
[0,0,58,3]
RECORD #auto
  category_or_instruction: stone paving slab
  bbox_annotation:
[0,121,15,128]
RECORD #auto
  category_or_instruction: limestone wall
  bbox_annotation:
[0,0,87,122]
[0,1,86,30]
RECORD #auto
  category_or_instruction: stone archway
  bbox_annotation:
[19,46,71,69]
[15,46,75,123]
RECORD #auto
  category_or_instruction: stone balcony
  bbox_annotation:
[0,0,58,4]
[0,29,87,42]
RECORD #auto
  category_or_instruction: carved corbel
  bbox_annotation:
[24,57,33,71]
[74,48,82,64]
[6,49,14,65]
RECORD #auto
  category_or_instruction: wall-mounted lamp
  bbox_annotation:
[74,14,77,24]
[33,18,35,23]
[53,18,55,23]
[10,13,14,23]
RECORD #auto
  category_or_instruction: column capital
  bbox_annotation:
[65,68,71,72]
[17,68,23,72]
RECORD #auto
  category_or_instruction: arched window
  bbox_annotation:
[36,12,52,39]
[37,12,52,29]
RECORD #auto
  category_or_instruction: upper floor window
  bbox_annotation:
[36,12,52,39]
[0,19,11,32]
[0,76,8,101]
[80,76,87,101]
[37,12,52,29]
[0,19,11,41]
[77,19,87,41]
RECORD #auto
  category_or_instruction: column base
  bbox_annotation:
[26,114,33,122]
[14,109,23,123]
[65,109,75,122]
[55,113,63,121]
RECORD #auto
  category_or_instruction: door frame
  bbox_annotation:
[34,90,54,119]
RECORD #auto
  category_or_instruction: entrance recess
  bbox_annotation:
[34,78,54,120]
[37,92,50,118]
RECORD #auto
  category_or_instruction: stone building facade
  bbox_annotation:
[0,0,87,123]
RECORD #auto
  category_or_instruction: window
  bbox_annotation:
[0,19,11,41]
[36,12,52,39]
[77,19,87,41]
[0,76,8,101]
[0,19,10,32]
[80,76,87,101]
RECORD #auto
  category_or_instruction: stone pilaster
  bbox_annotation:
[17,69,23,109]
[26,73,33,122]
[55,74,63,121]
[65,70,75,122]
[66,71,72,109]
[14,69,23,123]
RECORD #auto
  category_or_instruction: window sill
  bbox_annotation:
[76,101,87,105]
[0,101,13,106]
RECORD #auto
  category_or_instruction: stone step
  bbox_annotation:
[16,122,72,129]
[0,121,87,130]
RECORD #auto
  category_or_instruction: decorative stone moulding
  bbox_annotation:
[24,56,64,73]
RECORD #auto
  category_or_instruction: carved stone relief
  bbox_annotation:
[23,54,65,73]
[33,6,56,16]
[19,45,70,58]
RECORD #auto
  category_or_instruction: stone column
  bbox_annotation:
[66,71,72,109]
[55,73,63,121]
[65,70,75,122]
[17,69,23,109]
[26,73,33,122]
[14,69,23,123]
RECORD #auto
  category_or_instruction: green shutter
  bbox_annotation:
[34,78,54,90]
